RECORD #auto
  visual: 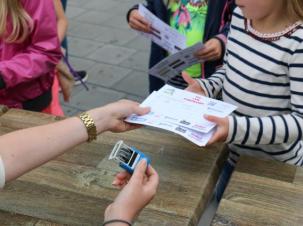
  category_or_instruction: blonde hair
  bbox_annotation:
[286,0,303,20]
[0,0,32,43]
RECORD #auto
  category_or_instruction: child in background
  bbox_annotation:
[127,0,235,92]
[44,0,69,116]
[0,0,61,112]
[184,0,303,200]
[60,0,88,85]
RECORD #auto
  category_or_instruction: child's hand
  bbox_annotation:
[129,10,151,33]
[204,115,229,145]
[194,38,222,62]
[182,72,206,96]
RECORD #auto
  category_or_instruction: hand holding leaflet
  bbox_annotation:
[138,4,186,54]
[126,85,237,146]
[149,43,205,82]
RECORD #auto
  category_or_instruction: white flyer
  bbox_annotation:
[149,42,204,82]
[138,4,186,54]
[126,85,237,146]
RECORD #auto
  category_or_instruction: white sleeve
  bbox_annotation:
[0,156,5,189]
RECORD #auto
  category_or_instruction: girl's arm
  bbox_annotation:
[0,0,61,89]
[53,0,68,43]
[225,47,303,147]
[0,100,149,185]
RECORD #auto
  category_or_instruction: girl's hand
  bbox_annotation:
[105,160,159,222]
[88,100,150,134]
[182,72,206,96]
[129,10,151,33]
[205,115,229,145]
[194,38,222,62]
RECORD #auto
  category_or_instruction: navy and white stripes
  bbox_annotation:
[199,8,303,166]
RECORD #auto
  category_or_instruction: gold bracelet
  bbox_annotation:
[78,112,97,142]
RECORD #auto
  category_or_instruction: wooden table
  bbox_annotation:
[0,107,227,226]
[212,155,303,226]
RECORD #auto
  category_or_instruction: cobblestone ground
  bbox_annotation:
[62,0,147,116]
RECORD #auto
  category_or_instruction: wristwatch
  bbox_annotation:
[78,112,97,142]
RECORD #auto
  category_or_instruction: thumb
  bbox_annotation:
[134,106,150,116]
[130,159,147,183]
[204,114,223,124]
[182,72,196,86]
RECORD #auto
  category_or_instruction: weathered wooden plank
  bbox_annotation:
[1,179,191,226]
[1,149,222,223]
[294,167,303,186]
[235,155,297,183]
[212,157,303,226]
[0,108,227,225]
[0,210,61,226]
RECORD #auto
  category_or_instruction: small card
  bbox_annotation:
[149,42,204,82]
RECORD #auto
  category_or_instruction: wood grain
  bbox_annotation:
[0,109,227,225]
[212,156,303,226]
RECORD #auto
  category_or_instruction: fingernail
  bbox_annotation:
[140,159,147,166]
[112,180,119,185]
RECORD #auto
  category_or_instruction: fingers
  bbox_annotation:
[133,106,150,116]
[131,159,148,183]
[112,171,131,187]
[195,39,222,61]
[182,72,196,86]
[115,171,131,180]
[145,165,159,187]
[129,11,151,33]
[204,114,223,124]
[204,115,228,145]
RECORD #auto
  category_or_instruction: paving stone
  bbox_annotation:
[120,51,149,72]
[67,0,87,7]
[67,84,126,110]
[102,15,130,30]
[125,94,145,103]
[68,22,105,40]
[106,2,137,14]
[94,26,138,46]
[123,35,151,51]
[87,45,136,65]
[65,6,87,19]
[83,0,119,11]
[61,105,82,116]
[114,71,149,97]
[69,57,97,71]
[62,1,150,113]
[76,11,115,25]
[68,37,104,57]
[87,63,132,88]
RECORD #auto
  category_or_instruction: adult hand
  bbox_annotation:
[88,100,150,133]
[129,10,151,33]
[182,72,206,96]
[205,115,229,145]
[194,38,222,62]
[105,160,159,222]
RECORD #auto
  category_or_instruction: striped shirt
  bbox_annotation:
[198,8,303,166]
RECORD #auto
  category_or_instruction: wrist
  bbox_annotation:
[104,203,134,223]
[87,108,110,134]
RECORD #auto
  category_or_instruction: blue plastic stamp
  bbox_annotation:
[109,140,151,174]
